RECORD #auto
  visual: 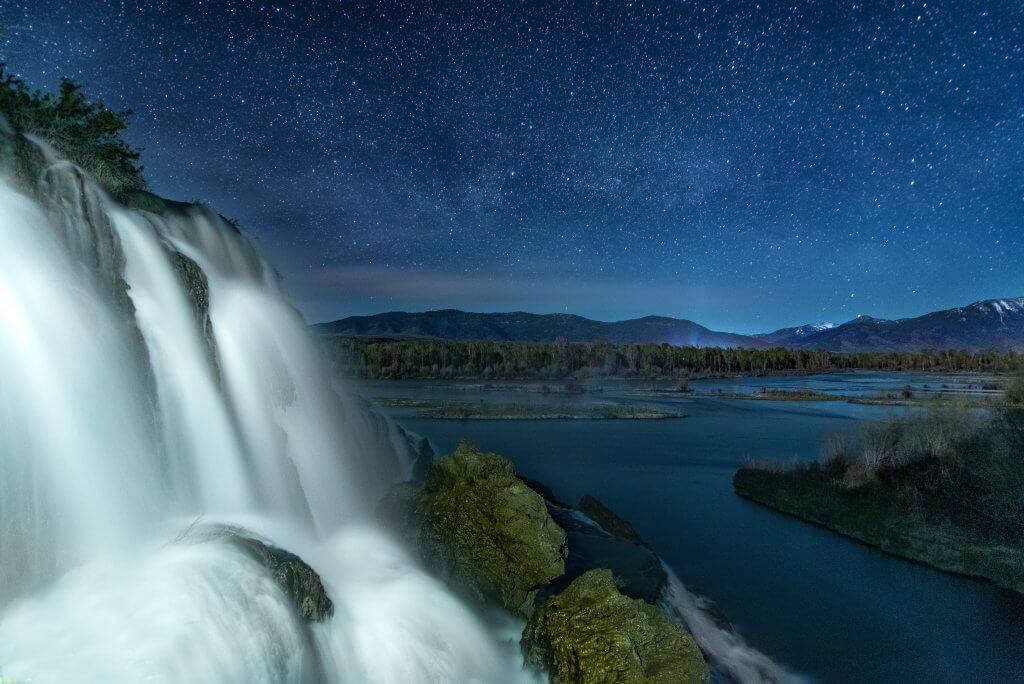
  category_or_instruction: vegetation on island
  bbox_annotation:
[711,388,845,402]
[714,386,1005,408]
[326,336,1024,380]
[734,398,1024,593]
[375,398,685,420]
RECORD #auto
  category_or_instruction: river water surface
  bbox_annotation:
[360,372,1024,683]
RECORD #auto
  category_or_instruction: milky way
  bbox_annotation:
[1,1,1022,331]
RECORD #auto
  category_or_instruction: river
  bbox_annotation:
[361,372,1024,683]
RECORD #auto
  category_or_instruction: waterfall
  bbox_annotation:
[0,130,529,682]
[658,565,803,684]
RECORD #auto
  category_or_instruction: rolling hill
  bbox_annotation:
[315,297,1024,352]
[314,310,766,348]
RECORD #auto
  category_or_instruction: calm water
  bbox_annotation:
[359,372,1024,683]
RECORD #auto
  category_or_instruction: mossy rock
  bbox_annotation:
[522,569,709,683]
[122,189,169,214]
[229,534,334,622]
[121,189,197,215]
[380,441,567,616]
[168,251,210,329]
[0,131,47,193]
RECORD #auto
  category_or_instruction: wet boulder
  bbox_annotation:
[228,534,334,622]
[196,525,333,623]
[522,569,709,683]
[168,251,211,331]
[380,441,567,616]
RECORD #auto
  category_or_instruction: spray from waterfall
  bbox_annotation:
[0,129,529,682]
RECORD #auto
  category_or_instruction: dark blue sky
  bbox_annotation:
[2,1,1022,332]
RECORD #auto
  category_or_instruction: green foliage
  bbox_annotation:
[1002,374,1024,404]
[815,406,1024,541]
[825,408,984,480]
[0,63,144,196]
[325,336,1024,380]
[419,401,684,420]
[733,464,1024,594]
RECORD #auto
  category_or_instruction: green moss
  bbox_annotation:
[522,569,709,683]
[122,189,169,214]
[380,441,567,616]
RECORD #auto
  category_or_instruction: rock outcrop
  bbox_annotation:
[522,569,709,683]
[579,494,648,547]
[380,441,567,616]
[169,251,211,327]
[216,530,333,622]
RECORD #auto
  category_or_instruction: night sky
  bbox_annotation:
[1,1,1022,332]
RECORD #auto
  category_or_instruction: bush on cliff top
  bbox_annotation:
[0,59,145,196]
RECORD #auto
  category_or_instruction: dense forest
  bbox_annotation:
[323,336,1024,380]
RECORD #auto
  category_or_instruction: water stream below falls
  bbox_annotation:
[0,132,532,683]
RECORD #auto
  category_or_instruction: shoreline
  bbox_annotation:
[733,467,1024,595]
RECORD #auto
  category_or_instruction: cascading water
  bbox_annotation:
[0,131,531,682]
[659,566,803,684]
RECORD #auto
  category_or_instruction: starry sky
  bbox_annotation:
[1,1,1022,332]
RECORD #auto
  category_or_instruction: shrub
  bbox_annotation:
[823,433,856,474]
[826,407,982,480]
[0,64,145,196]
[1002,375,1024,404]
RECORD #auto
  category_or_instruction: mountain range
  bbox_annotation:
[314,296,1024,352]
[314,309,757,348]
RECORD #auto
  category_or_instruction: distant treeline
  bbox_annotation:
[322,336,1024,380]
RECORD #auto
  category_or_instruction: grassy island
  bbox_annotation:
[379,399,685,420]
[734,404,1024,593]
[711,388,845,402]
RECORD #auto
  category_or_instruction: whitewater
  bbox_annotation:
[0,131,533,682]
[0,130,793,683]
